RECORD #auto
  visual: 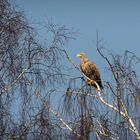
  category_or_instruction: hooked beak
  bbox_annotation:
[76,54,81,57]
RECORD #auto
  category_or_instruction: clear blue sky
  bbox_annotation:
[12,0,140,76]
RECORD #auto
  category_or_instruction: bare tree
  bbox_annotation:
[62,32,140,140]
[1,1,140,140]
[0,0,75,139]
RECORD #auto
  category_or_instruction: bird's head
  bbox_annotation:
[77,52,88,62]
[76,52,87,59]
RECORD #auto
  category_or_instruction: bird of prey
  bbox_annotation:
[77,52,103,89]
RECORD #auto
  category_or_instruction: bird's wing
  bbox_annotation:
[80,61,95,76]
[88,61,100,74]
[80,60,103,88]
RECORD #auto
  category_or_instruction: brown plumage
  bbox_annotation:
[77,52,103,89]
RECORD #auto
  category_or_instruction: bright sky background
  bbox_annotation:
[12,0,140,78]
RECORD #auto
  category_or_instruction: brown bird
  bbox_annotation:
[77,52,103,89]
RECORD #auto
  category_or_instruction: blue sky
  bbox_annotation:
[12,0,140,77]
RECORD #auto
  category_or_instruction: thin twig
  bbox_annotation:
[35,91,87,140]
